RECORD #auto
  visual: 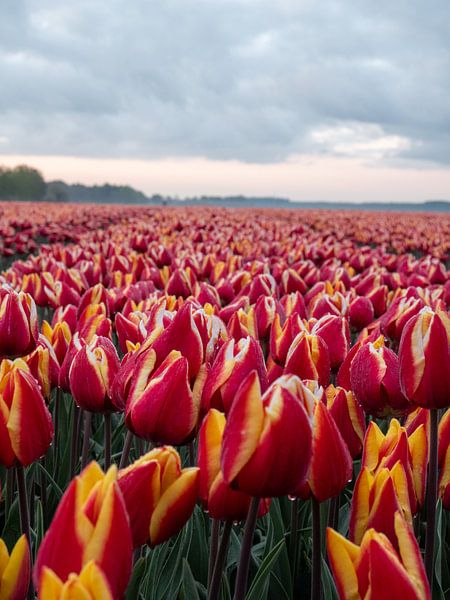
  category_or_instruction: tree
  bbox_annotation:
[0,165,46,200]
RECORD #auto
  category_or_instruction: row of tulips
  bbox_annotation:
[0,204,449,599]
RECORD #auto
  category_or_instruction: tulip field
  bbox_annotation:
[0,200,450,600]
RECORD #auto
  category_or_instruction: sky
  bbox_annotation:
[1,0,450,202]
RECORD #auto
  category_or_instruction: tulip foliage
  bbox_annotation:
[0,201,449,599]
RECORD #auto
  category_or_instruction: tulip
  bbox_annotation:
[295,391,353,503]
[0,360,54,467]
[350,338,410,417]
[311,315,350,371]
[34,463,132,599]
[284,332,330,387]
[439,409,450,510]
[0,534,30,600]
[126,348,206,445]
[348,296,374,331]
[325,385,365,459]
[327,511,430,600]
[38,561,113,600]
[198,409,269,522]
[42,321,72,366]
[24,337,60,402]
[399,307,450,579]
[118,446,199,547]
[68,335,120,414]
[221,372,313,498]
[349,463,413,547]
[398,307,450,410]
[201,336,268,414]
[0,286,38,358]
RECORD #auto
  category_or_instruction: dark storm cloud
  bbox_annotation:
[0,0,449,164]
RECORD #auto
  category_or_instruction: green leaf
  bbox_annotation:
[246,538,285,600]
[180,559,200,600]
[126,557,147,600]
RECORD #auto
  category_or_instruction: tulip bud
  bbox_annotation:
[325,385,365,459]
[327,512,430,600]
[221,372,313,497]
[38,562,113,600]
[350,338,410,417]
[126,349,205,445]
[69,336,120,413]
[25,337,60,401]
[118,446,199,547]
[0,361,53,467]
[348,296,374,331]
[311,315,350,371]
[42,320,72,367]
[295,393,353,502]
[0,286,38,358]
[439,409,450,510]
[34,463,132,598]
[198,409,269,521]
[284,332,330,387]
[201,336,268,414]
[399,308,450,409]
[0,535,30,600]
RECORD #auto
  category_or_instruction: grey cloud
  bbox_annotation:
[0,0,449,164]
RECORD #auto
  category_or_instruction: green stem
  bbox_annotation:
[208,521,232,600]
[290,498,299,593]
[311,497,322,600]
[81,410,92,469]
[233,497,260,600]
[119,430,133,469]
[104,413,112,470]
[425,408,439,583]
[208,519,220,590]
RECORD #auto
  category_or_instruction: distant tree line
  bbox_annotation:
[0,165,46,201]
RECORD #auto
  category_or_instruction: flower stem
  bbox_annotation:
[119,430,134,469]
[311,496,322,600]
[208,520,232,600]
[425,408,439,583]
[70,405,81,478]
[208,518,220,589]
[290,497,299,593]
[104,413,112,470]
[81,410,92,469]
[233,497,260,600]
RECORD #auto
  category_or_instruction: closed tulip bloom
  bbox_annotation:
[362,419,427,509]
[34,463,132,599]
[381,294,425,342]
[399,307,450,409]
[38,561,113,600]
[439,409,450,509]
[198,409,269,521]
[42,320,72,366]
[295,395,353,502]
[221,372,313,497]
[327,511,430,600]
[350,338,410,417]
[201,336,268,414]
[0,286,38,358]
[0,535,30,600]
[69,335,120,413]
[349,464,413,546]
[25,338,60,401]
[284,332,331,387]
[118,446,199,547]
[311,315,350,371]
[126,349,205,445]
[0,360,53,467]
[325,385,365,459]
[348,296,374,331]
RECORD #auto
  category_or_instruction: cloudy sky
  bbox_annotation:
[1,0,450,201]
